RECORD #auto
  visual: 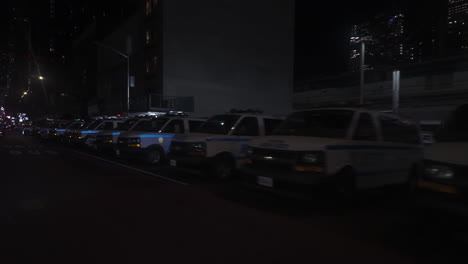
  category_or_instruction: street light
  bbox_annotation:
[93,41,130,114]
[39,76,44,80]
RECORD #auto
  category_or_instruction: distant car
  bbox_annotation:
[0,125,4,138]
[21,126,34,136]
[54,121,85,143]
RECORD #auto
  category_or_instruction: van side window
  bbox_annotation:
[380,116,420,144]
[234,117,259,136]
[264,118,283,135]
[188,120,204,132]
[162,119,185,133]
[354,113,377,141]
[101,122,115,130]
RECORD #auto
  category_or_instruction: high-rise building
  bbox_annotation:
[447,0,468,54]
[349,13,419,72]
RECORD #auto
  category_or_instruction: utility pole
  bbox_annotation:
[360,41,365,105]
[392,70,400,114]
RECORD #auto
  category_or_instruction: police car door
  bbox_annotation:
[351,112,383,189]
[231,116,260,165]
[159,119,184,151]
[378,115,416,185]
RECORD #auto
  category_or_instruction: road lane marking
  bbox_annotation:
[71,150,190,186]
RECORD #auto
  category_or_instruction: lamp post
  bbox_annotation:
[352,36,371,105]
[94,41,130,114]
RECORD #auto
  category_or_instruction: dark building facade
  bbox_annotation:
[94,0,294,116]
[447,0,468,54]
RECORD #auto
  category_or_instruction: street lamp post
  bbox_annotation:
[360,41,365,105]
[94,42,130,114]
[353,36,371,105]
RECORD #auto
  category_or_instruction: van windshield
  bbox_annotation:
[117,119,139,131]
[275,110,354,138]
[194,115,241,135]
[86,120,103,130]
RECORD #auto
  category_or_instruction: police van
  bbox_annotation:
[117,116,207,165]
[54,121,84,143]
[71,119,124,148]
[422,104,468,195]
[95,118,148,154]
[241,108,423,194]
[168,113,284,179]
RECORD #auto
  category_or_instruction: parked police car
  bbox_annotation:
[422,104,468,195]
[55,121,85,143]
[241,108,423,195]
[118,116,207,165]
[71,119,123,147]
[64,120,94,144]
[168,113,284,179]
[95,118,146,154]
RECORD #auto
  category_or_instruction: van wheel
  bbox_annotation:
[146,148,163,165]
[336,168,356,198]
[406,165,420,196]
[211,156,235,180]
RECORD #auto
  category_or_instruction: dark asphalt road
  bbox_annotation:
[1,134,468,263]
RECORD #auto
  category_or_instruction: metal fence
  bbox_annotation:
[129,94,194,113]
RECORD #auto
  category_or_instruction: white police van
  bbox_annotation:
[95,118,147,154]
[241,108,423,194]
[55,121,84,143]
[168,113,284,179]
[71,119,124,148]
[117,116,207,165]
[422,104,468,195]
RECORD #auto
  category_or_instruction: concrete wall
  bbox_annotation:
[162,0,294,116]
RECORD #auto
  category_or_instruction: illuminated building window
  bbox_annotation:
[146,30,152,45]
[146,0,152,15]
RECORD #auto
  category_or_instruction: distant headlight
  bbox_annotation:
[424,165,455,179]
[300,152,324,164]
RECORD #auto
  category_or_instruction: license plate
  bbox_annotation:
[170,160,177,167]
[257,176,273,188]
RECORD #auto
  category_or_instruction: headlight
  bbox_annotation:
[190,142,206,152]
[300,152,324,164]
[424,165,455,179]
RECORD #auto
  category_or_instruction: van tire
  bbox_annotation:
[211,155,235,180]
[335,167,356,198]
[406,165,420,196]
[146,148,164,165]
